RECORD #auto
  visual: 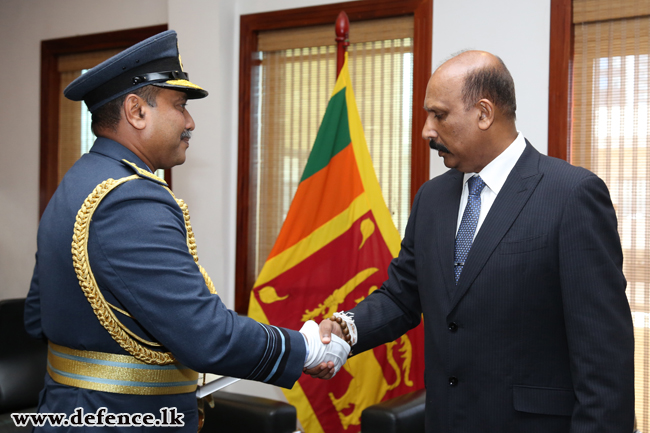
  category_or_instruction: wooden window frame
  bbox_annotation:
[235,0,433,314]
[40,25,169,218]
[550,3,650,429]
[548,0,573,160]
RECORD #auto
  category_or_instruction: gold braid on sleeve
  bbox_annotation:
[72,174,217,366]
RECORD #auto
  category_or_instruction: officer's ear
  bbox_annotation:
[123,94,147,130]
[476,99,494,131]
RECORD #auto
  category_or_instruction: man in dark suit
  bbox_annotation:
[314,50,635,432]
[25,30,346,432]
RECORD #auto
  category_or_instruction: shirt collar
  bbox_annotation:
[462,132,526,194]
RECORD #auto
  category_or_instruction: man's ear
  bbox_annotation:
[123,94,147,130]
[476,99,494,131]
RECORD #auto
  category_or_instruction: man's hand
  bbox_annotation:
[302,319,346,378]
[304,360,336,379]
[300,320,349,379]
[317,317,344,344]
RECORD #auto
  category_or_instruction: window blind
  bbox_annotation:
[572,1,650,428]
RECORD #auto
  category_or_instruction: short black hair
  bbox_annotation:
[461,58,517,120]
[91,85,162,135]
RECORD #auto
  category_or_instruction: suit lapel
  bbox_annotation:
[434,170,464,300]
[448,142,544,312]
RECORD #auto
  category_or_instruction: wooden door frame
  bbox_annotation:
[235,0,433,314]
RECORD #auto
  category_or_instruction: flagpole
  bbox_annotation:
[335,11,349,78]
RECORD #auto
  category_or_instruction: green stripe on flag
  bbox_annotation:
[300,88,352,182]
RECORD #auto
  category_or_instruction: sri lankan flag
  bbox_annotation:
[248,54,425,433]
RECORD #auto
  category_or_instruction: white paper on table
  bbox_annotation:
[196,376,241,398]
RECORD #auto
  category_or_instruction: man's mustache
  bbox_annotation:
[429,139,450,153]
[181,130,192,140]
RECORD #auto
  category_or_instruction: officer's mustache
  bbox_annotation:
[429,139,450,153]
[181,130,192,140]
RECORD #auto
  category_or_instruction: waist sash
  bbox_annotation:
[47,342,198,395]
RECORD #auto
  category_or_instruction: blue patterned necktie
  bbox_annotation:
[454,175,486,284]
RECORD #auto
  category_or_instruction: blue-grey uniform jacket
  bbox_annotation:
[25,137,305,432]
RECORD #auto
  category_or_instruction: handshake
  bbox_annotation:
[300,320,350,378]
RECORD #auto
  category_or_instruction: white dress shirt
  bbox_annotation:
[455,132,527,239]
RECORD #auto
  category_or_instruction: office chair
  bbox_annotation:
[360,389,426,433]
[0,298,48,432]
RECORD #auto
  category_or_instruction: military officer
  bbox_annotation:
[25,30,347,432]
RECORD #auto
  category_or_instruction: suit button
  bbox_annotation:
[449,376,458,386]
[448,322,458,332]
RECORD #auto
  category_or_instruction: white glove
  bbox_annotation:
[300,320,350,377]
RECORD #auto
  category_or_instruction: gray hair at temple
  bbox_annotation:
[461,55,517,121]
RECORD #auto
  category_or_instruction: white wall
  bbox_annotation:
[429,0,551,177]
[0,0,551,402]
[0,0,167,300]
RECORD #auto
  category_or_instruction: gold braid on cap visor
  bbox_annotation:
[72,167,217,366]
[165,79,204,90]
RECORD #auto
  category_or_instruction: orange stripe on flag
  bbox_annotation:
[268,144,363,259]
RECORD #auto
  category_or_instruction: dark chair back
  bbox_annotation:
[202,391,297,433]
[0,298,47,414]
[361,389,426,433]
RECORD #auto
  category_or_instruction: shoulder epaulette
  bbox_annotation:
[121,159,168,186]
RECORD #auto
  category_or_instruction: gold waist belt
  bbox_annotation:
[47,342,199,395]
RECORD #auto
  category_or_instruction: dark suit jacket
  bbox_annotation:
[25,138,305,432]
[349,142,634,432]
